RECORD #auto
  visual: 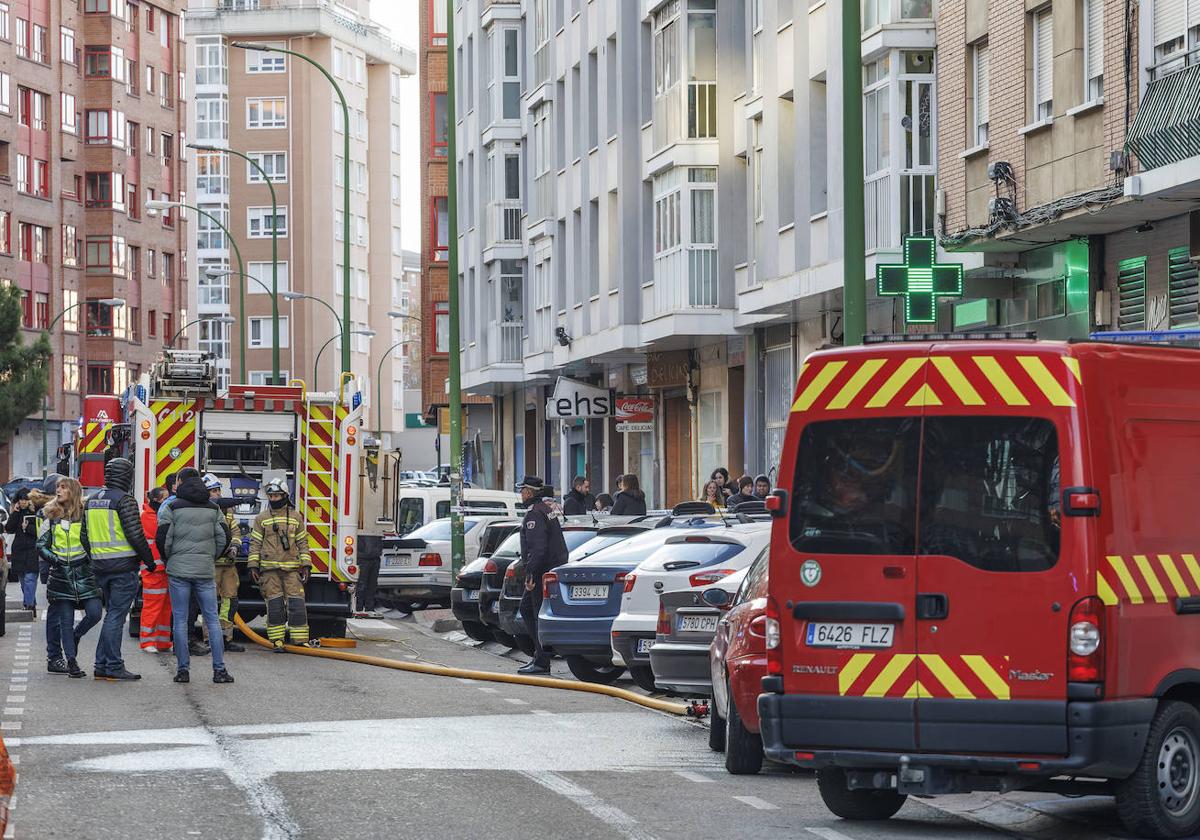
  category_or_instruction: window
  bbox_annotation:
[0,73,9,114]
[61,93,77,133]
[86,172,127,209]
[195,37,227,86]
[971,43,989,145]
[1151,0,1200,73]
[653,1,681,119]
[198,318,231,362]
[85,235,127,275]
[247,206,288,238]
[246,97,286,129]
[653,188,681,255]
[87,364,114,395]
[247,152,286,183]
[196,151,229,197]
[246,42,285,73]
[429,0,448,46]
[391,174,402,203]
[14,15,25,58]
[431,93,448,157]
[18,87,48,130]
[1083,0,1104,101]
[0,211,9,256]
[247,261,290,295]
[434,301,449,353]
[85,109,127,147]
[63,356,81,392]
[194,94,228,141]
[62,225,79,266]
[432,197,449,261]
[686,0,717,138]
[148,310,157,337]
[61,27,76,64]
[502,28,521,120]
[85,45,124,79]
[1032,8,1053,121]
[159,70,171,107]
[248,316,289,348]
[0,4,7,41]
[85,299,125,337]
[391,69,402,101]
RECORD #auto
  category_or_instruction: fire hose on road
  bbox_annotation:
[233,614,693,716]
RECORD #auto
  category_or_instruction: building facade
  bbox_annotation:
[184,0,414,433]
[1,0,188,477]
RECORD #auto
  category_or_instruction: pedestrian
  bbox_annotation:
[158,468,197,515]
[701,480,726,510]
[562,475,596,516]
[138,486,173,653]
[202,474,245,653]
[726,475,756,508]
[81,457,157,682]
[710,468,734,501]
[39,477,101,679]
[159,468,208,654]
[515,476,569,675]
[610,474,648,516]
[355,517,384,619]
[754,475,771,499]
[6,488,44,613]
[163,472,178,498]
[247,478,315,652]
[157,472,234,684]
[594,493,614,512]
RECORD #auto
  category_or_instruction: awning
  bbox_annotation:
[1128,62,1200,170]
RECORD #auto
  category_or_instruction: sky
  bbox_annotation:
[369,1,420,252]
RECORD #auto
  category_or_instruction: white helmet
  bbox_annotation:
[202,473,222,491]
[263,477,288,495]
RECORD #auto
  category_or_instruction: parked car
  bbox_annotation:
[450,520,522,640]
[391,487,522,536]
[494,524,651,657]
[709,547,770,774]
[648,565,751,697]
[537,520,730,687]
[378,515,512,609]
[609,526,771,691]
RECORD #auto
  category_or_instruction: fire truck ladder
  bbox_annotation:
[300,402,337,575]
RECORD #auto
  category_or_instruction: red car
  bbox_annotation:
[708,547,769,774]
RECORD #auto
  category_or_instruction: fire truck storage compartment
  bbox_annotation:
[201,411,298,471]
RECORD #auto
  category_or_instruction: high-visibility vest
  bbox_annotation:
[85,495,136,560]
[51,519,87,563]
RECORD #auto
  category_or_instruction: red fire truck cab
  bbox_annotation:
[759,336,1200,838]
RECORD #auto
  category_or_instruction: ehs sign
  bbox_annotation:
[545,378,615,419]
[615,396,656,433]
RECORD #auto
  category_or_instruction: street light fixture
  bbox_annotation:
[281,290,343,328]
[167,314,236,349]
[228,41,352,378]
[312,329,375,390]
[40,297,125,477]
[374,338,417,440]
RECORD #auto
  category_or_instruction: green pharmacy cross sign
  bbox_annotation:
[877,236,964,324]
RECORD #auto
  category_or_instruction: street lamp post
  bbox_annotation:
[445,0,465,574]
[312,330,375,391]
[148,199,247,382]
[376,313,422,440]
[229,41,351,378]
[168,315,236,349]
[190,143,281,383]
[41,297,125,478]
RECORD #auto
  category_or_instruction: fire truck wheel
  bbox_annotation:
[708,704,726,753]
[724,682,763,775]
[461,621,492,643]
[565,656,624,685]
[1118,700,1200,839]
[816,768,906,821]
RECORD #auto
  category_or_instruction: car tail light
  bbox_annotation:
[689,569,735,588]
[483,559,498,575]
[615,571,636,593]
[657,603,670,636]
[418,553,441,567]
[504,565,515,579]
[542,570,558,599]
[765,596,782,676]
[1068,596,1104,685]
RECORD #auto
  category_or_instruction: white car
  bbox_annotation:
[378,515,516,608]
[609,523,771,690]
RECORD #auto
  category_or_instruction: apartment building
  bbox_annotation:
[0,0,188,477]
[184,0,415,434]
[936,0,1199,337]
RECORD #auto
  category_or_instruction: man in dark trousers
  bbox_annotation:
[516,475,568,675]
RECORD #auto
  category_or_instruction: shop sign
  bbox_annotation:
[545,377,615,419]
[646,350,690,389]
[615,396,655,433]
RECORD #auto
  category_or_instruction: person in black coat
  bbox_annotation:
[610,474,648,516]
[562,476,596,516]
[516,476,569,675]
[6,488,44,612]
[726,475,757,509]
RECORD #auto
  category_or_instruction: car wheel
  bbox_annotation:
[709,705,726,753]
[1117,700,1200,839]
[724,681,763,775]
[817,768,906,821]
[513,633,537,657]
[566,655,625,685]
[461,621,492,643]
[628,665,658,693]
[491,629,519,649]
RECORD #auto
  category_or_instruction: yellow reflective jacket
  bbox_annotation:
[247,505,310,571]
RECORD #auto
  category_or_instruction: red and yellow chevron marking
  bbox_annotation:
[300,402,337,576]
[791,353,1081,414]
[77,422,109,455]
[1098,554,1200,606]
[151,400,200,486]
[837,652,1011,700]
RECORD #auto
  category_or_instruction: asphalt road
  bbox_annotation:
[1,592,1133,840]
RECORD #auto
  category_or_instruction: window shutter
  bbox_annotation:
[1153,0,1185,46]
[1168,247,1200,328]
[1085,0,1104,81]
[1117,256,1148,330]
[1034,10,1054,106]
[974,45,990,126]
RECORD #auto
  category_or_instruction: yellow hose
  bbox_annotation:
[234,614,691,716]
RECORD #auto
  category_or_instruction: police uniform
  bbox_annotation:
[248,494,311,648]
[517,477,569,671]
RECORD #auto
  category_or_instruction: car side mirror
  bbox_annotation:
[701,588,730,608]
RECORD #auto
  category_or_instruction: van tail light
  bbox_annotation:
[418,553,441,567]
[765,490,788,518]
[1068,596,1105,686]
[689,569,735,588]
[483,559,498,575]
[657,604,671,636]
[504,565,516,579]
[542,571,558,599]
[615,572,636,593]
[765,596,782,675]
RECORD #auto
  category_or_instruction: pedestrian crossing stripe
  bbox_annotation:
[837,652,1011,700]
[790,353,1081,414]
[1098,554,1200,606]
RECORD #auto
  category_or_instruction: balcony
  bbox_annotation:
[486,200,523,247]
[534,43,552,89]
[1128,60,1200,172]
[530,174,555,226]
[647,246,719,319]
[492,320,523,363]
[865,171,935,251]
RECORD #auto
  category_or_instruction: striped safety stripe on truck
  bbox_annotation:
[791,355,1082,413]
[1099,554,1200,606]
[151,400,201,486]
[837,653,1011,700]
[78,422,109,455]
[299,401,351,581]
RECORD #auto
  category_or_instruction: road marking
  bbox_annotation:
[806,828,857,840]
[733,795,779,810]
[530,709,555,716]
[3,708,24,716]
[1,721,22,731]
[477,687,499,693]
[10,676,27,683]
[505,698,529,706]
[456,678,477,684]
[674,770,714,783]
[520,770,658,840]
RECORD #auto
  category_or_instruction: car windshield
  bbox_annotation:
[570,532,636,561]
[396,497,424,534]
[407,518,481,541]
[576,531,677,566]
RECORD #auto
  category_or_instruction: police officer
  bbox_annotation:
[80,457,157,681]
[515,475,568,676]
[247,478,314,651]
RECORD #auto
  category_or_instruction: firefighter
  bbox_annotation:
[204,473,245,653]
[247,478,315,651]
[139,486,173,653]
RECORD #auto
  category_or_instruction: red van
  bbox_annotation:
[759,337,1200,839]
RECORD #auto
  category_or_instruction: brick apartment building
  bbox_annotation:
[0,0,188,478]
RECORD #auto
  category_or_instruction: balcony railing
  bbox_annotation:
[534,43,552,88]
[487,200,523,246]
[531,174,554,224]
[649,247,720,318]
[491,320,523,363]
[529,307,553,355]
[687,82,717,139]
[865,172,892,252]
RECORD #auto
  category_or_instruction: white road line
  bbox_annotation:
[505,698,529,706]
[477,687,499,693]
[806,828,857,840]
[733,795,779,810]
[520,770,658,840]
[10,676,27,683]
[674,770,714,783]
[456,678,477,684]
[1,721,22,731]
[3,708,23,716]
[530,709,555,716]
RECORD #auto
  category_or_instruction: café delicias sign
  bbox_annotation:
[615,396,655,433]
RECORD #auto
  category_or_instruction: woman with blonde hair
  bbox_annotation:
[700,479,726,510]
[37,478,102,678]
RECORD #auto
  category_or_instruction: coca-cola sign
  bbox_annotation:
[615,396,655,432]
